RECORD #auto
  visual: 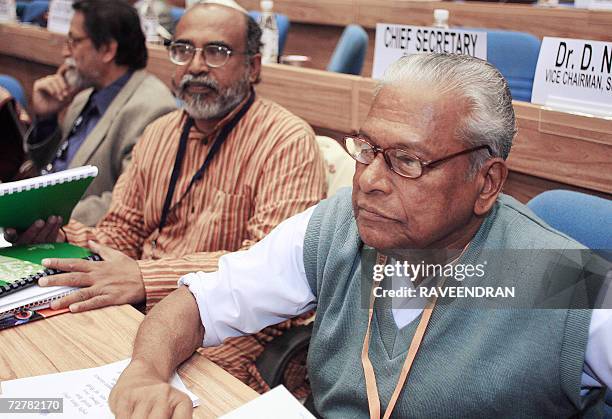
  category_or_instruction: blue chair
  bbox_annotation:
[16,1,29,20]
[170,6,185,28]
[527,190,612,260]
[327,24,368,76]
[248,11,290,56]
[0,75,27,108]
[22,0,49,25]
[486,30,541,102]
[528,190,612,415]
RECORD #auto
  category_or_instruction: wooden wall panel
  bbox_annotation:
[257,63,357,132]
[240,0,356,26]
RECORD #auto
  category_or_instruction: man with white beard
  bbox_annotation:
[26,0,175,225]
[7,0,326,396]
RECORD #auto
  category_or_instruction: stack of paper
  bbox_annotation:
[0,359,200,418]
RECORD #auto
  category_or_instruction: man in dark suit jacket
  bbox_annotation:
[27,0,175,226]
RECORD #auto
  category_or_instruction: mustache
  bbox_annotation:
[178,75,219,92]
[64,57,77,68]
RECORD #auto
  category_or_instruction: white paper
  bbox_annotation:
[532,37,612,116]
[0,284,77,317]
[0,359,200,418]
[220,385,314,419]
[47,0,74,34]
[372,24,487,79]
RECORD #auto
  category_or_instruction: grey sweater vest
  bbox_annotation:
[303,188,604,418]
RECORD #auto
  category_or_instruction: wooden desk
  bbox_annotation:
[0,305,258,418]
[1,23,610,201]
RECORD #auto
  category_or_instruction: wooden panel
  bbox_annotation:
[503,171,611,204]
[0,305,258,418]
[240,0,356,26]
[508,106,612,194]
[281,23,343,71]
[257,63,359,132]
[0,23,64,66]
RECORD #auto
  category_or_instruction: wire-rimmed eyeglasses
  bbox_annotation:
[342,135,492,179]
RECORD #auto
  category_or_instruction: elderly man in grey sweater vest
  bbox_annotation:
[109,54,611,418]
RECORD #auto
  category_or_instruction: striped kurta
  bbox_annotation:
[63,96,326,394]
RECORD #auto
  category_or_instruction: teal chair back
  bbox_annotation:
[528,190,612,416]
[486,30,540,102]
[0,75,27,108]
[327,24,368,76]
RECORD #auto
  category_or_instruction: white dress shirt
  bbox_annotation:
[179,206,612,391]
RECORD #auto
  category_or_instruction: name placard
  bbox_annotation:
[532,37,612,116]
[575,0,612,10]
[47,0,74,34]
[372,24,487,79]
[0,0,17,23]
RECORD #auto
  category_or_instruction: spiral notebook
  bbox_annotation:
[0,165,98,229]
[0,242,100,319]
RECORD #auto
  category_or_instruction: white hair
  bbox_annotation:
[377,53,517,174]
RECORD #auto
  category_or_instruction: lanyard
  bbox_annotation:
[155,91,255,243]
[362,248,467,419]
[361,253,436,419]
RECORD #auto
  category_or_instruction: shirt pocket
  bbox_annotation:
[197,187,251,252]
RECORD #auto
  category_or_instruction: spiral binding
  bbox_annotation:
[2,289,76,316]
[0,166,96,197]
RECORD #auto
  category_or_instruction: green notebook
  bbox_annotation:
[0,165,98,230]
[0,242,96,297]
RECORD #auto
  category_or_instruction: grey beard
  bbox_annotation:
[176,74,251,120]
[63,58,95,90]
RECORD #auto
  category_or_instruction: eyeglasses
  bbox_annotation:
[342,135,492,179]
[167,42,246,67]
[66,35,89,49]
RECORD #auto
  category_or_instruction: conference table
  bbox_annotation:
[0,304,259,418]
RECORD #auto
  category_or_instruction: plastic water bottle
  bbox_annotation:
[259,0,279,64]
[0,0,17,23]
[140,0,161,44]
[432,9,449,29]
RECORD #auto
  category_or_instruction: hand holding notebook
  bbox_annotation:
[35,240,145,313]
[0,242,102,320]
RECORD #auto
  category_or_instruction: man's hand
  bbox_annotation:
[3,216,64,245]
[109,360,193,419]
[32,64,80,117]
[39,241,146,312]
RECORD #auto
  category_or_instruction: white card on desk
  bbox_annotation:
[220,385,315,419]
[0,359,200,418]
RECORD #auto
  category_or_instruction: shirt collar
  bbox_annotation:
[90,70,133,115]
[185,89,256,142]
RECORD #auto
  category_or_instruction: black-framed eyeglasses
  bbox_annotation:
[167,42,246,67]
[66,35,90,49]
[342,135,492,179]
